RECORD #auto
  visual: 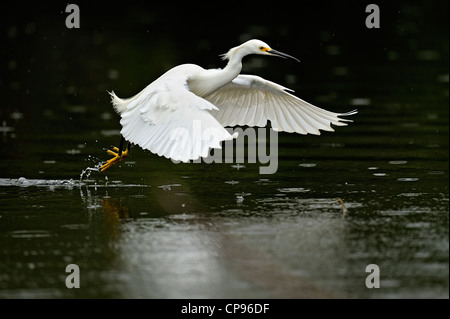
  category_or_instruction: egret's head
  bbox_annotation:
[245,39,300,62]
[222,39,300,62]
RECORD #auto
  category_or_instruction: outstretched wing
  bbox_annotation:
[112,65,236,162]
[205,74,357,135]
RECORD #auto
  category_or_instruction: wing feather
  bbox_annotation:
[115,65,235,162]
[206,74,357,135]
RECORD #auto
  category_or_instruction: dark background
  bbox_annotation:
[2,0,448,116]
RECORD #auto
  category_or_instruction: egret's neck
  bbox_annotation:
[222,48,245,81]
[188,47,247,97]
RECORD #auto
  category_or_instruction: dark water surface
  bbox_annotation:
[0,2,448,298]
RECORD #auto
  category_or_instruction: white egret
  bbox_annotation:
[101,39,356,171]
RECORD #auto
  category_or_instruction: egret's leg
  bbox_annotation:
[118,135,125,156]
[100,136,131,172]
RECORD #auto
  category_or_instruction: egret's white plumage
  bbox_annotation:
[110,39,356,162]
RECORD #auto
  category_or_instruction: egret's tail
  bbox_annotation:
[109,91,128,115]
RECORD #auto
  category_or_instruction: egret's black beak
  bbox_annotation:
[268,49,300,62]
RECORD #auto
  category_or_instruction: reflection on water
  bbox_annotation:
[0,179,357,298]
[0,158,448,298]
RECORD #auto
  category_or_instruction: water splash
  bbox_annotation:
[80,155,104,181]
[0,177,80,189]
[0,177,149,189]
[80,166,101,181]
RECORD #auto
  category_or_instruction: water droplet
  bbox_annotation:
[427,171,444,175]
[66,149,81,155]
[108,69,119,80]
[277,187,310,193]
[231,164,245,170]
[350,98,371,106]
[398,193,422,197]
[389,160,408,165]
[100,129,120,137]
[10,230,51,238]
[397,177,419,182]
[299,163,317,168]
[80,166,100,180]
[10,112,23,120]
[158,184,181,190]
[373,173,387,176]
[100,112,113,120]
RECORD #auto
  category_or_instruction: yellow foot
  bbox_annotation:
[100,147,129,172]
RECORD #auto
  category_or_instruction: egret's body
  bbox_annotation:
[101,39,356,171]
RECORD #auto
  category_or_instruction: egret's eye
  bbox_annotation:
[259,46,264,50]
